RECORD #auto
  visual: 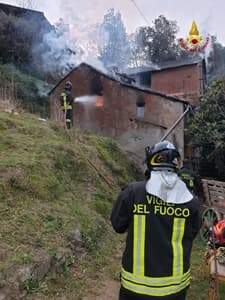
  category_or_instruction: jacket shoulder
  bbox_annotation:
[188,196,200,211]
[124,181,146,191]
[122,180,146,190]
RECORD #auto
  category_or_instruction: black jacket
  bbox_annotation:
[111,181,200,298]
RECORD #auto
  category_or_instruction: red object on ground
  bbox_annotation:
[214,220,225,245]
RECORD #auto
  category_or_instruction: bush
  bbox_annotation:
[0,64,52,117]
[187,79,225,179]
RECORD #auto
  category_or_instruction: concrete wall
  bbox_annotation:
[151,63,204,106]
[50,65,185,161]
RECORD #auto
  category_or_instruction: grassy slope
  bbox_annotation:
[0,112,140,299]
[188,239,209,299]
[0,112,225,299]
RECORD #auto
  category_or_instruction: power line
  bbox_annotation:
[129,0,151,26]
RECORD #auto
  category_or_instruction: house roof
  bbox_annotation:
[125,65,160,75]
[155,57,203,72]
[126,57,203,75]
[0,2,39,15]
[49,62,189,105]
[0,2,52,27]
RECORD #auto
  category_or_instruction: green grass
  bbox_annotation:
[188,239,209,299]
[0,112,141,298]
[1,111,222,299]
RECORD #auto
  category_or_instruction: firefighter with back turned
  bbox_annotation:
[111,141,201,300]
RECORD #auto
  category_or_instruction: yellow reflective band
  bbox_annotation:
[172,218,185,277]
[121,267,190,287]
[121,276,190,297]
[133,215,146,276]
[61,93,72,110]
[64,99,67,109]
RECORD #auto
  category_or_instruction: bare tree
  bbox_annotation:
[17,0,37,9]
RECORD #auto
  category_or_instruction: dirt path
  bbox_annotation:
[83,279,120,300]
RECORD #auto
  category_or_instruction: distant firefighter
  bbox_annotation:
[60,81,73,129]
[178,159,203,197]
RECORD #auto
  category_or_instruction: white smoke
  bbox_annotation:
[33,0,135,76]
[23,0,145,77]
[33,18,83,76]
[199,16,213,61]
[35,10,107,76]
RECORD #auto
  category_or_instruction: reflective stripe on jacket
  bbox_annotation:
[61,92,72,110]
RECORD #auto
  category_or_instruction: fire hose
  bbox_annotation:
[160,104,192,142]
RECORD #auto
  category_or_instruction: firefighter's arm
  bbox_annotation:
[110,185,133,234]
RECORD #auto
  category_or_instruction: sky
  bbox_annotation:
[1,0,225,44]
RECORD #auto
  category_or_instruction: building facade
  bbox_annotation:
[50,63,188,161]
[127,59,206,107]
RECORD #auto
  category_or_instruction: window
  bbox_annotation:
[140,72,151,87]
[90,73,103,95]
[137,106,145,119]
[136,96,145,119]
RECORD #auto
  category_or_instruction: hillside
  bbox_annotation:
[0,112,141,299]
[1,112,225,300]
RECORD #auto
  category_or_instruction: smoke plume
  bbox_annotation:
[33,0,108,76]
